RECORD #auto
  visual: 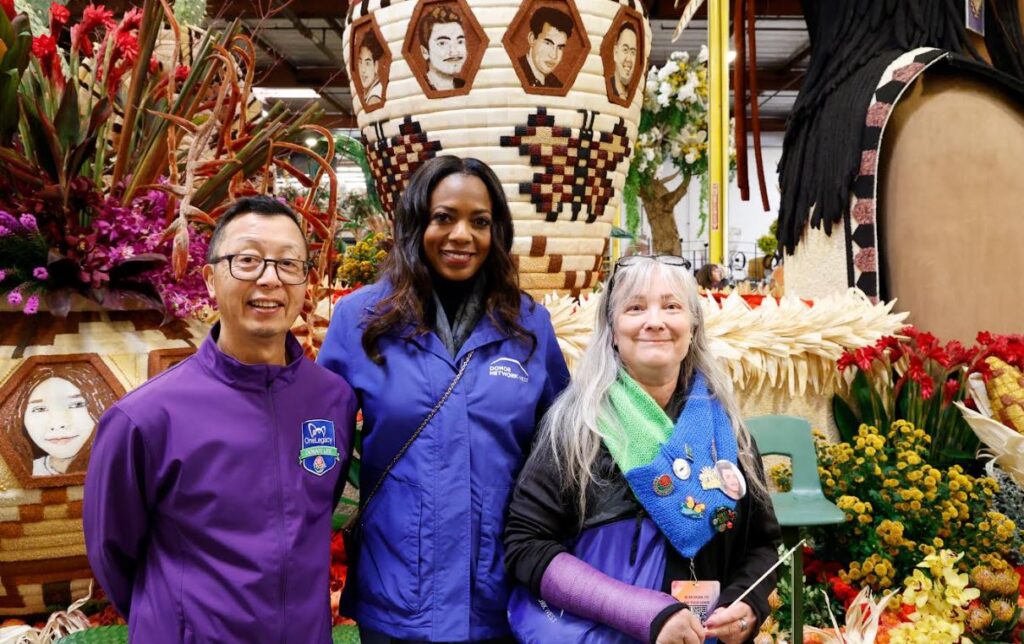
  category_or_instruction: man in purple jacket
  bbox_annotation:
[83,196,356,643]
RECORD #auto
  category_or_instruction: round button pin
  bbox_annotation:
[672,457,691,480]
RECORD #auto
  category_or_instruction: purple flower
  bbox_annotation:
[19,214,37,231]
[0,226,9,236]
[7,289,22,306]
[23,295,39,315]
[32,267,49,280]
[0,269,6,282]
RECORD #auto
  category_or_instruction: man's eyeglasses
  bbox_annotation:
[210,254,312,285]
[605,254,690,317]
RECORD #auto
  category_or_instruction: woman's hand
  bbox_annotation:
[704,601,756,643]
[655,607,705,644]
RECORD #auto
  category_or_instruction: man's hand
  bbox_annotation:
[655,608,705,644]
[704,601,756,643]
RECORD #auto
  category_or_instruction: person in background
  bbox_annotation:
[504,255,780,643]
[695,263,727,290]
[318,156,570,642]
[84,196,357,643]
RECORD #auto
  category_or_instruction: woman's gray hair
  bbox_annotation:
[539,259,769,517]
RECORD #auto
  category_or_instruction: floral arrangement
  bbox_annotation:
[622,46,735,250]
[633,47,712,179]
[336,231,390,288]
[0,1,330,318]
[834,328,1024,466]
[808,420,1019,598]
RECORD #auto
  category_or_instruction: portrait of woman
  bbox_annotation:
[1,359,121,482]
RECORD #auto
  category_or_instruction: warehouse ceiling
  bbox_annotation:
[67,0,809,131]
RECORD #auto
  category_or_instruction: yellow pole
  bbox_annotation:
[707,0,729,266]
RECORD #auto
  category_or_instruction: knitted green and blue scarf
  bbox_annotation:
[600,370,739,558]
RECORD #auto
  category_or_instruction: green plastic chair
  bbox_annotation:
[56,626,127,644]
[746,415,845,644]
[55,623,361,643]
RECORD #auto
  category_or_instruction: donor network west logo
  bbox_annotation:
[488,357,529,383]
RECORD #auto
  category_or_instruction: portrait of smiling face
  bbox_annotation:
[601,7,645,105]
[0,357,122,486]
[23,376,95,475]
[418,6,468,90]
[350,16,391,110]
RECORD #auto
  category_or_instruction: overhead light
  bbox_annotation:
[252,87,319,100]
[305,136,318,147]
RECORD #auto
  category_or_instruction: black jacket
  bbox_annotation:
[504,435,782,637]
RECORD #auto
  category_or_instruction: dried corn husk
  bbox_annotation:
[984,357,1024,432]
[542,288,909,396]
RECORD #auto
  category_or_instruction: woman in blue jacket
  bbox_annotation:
[318,155,570,642]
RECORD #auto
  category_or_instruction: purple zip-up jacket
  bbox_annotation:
[83,328,357,643]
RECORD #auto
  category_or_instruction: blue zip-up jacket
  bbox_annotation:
[317,282,570,641]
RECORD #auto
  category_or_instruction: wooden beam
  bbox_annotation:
[317,113,358,129]
[776,42,811,71]
[207,0,345,20]
[646,0,803,20]
[281,8,346,68]
[255,65,349,88]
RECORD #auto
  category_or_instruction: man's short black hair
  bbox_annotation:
[529,6,574,38]
[206,195,307,263]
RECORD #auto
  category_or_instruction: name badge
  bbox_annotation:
[671,579,721,622]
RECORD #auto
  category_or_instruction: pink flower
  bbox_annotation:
[0,226,9,236]
[32,267,49,280]
[19,213,37,230]
[23,295,39,315]
[0,269,7,281]
[7,289,22,306]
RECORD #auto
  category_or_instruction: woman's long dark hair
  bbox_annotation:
[361,156,536,364]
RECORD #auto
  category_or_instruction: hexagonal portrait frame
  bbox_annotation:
[0,354,125,489]
[403,0,488,99]
[350,15,392,113]
[502,0,591,97]
[602,6,646,107]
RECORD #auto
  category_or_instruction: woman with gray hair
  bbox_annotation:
[504,255,781,643]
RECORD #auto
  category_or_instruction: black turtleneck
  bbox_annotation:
[431,273,477,328]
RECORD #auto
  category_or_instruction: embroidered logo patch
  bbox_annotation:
[488,357,530,383]
[299,419,339,476]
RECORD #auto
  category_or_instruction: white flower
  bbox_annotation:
[685,151,697,164]
[697,45,709,63]
[670,50,689,63]
[657,65,675,82]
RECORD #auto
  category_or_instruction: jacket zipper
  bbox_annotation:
[267,386,287,643]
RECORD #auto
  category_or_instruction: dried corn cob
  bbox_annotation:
[985,357,1024,432]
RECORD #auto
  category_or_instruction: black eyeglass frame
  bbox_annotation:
[604,254,691,319]
[209,253,314,285]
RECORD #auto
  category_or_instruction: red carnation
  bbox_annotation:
[32,34,57,59]
[1,0,15,20]
[943,378,960,405]
[81,3,116,31]
[49,2,70,32]
[853,346,878,372]
[838,351,857,373]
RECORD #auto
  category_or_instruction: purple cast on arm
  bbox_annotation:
[539,552,679,642]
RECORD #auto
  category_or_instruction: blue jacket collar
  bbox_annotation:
[198,323,305,390]
[361,282,513,365]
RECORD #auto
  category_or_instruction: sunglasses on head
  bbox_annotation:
[604,254,690,317]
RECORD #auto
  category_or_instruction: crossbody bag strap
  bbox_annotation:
[355,349,475,521]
